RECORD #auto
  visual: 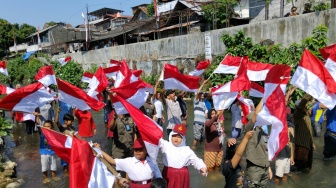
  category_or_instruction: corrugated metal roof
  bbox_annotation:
[133,20,199,35]
[90,18,156,42]
[27,25,59,38]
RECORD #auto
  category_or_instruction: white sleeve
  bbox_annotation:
[159,138,169,152]
[186,148,206,170]
[115,158,127,171]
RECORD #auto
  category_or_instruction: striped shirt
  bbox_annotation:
[193,99,207,125]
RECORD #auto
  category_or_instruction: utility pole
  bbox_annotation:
[86,4,90,50]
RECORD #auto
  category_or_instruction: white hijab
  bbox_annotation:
[168,130,186,147]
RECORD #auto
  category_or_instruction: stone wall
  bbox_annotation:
[53,9,336,76]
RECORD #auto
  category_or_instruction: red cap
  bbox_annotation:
[133,137,145,149]
[173,124,187,136]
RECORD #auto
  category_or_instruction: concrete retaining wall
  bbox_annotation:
[54,9,336,76]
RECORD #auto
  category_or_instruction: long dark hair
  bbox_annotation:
[207,108,216,119]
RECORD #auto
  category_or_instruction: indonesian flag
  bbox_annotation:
[109,59,122,67]
[161,64,201,92]
[81,72,94,83]
[323,50,336,82]
[132,70,143,77]
[115,95,164,161]
[291,49,336,109]
[319,43,336,60]
[87,67,109,97]
[41,128,72,163]
[0,84,15,95]
[256,64,291,160]
[189,59,210,76]
[57,78,105,111]
[212,57,250,94]
[237,95,253,124]
[213,55,242,74]
[111,80,150,114]
[35,65,57,86]
[247,61,273,81]
[15,112,35,122]
[103,66,120,80]
[42,128,115,188]
[114,60,138,88]
[0,61,8,76]
[211,91,238,110]
[249,82,264,98]
[0,82,55,113]
[70,137,115,188]
[57,56,72,66]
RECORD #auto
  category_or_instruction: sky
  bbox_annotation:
[0,0,151,28]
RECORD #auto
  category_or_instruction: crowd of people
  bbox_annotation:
[9,75,336,188]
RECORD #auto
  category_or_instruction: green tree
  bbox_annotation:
[45,21,57,28]
[0,19,13,58]
[147,2,155,17]
[51,60,84,87]
[202,0,239,29]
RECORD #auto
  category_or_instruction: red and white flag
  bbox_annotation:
[211,90,238,110]
[249,82,264,98]
[161,64,200,92]
[0,84,15,95]
[132,70,143,78]
[323,49,336,82]
[213,55,242,74]
[103,66,120,80]
[247,61,273,81]
[0,61,8,76]
[87,67,109,97]
[57,56,72,66]
[81,72,94,83]
[114,60,138,88]
[189,59,210,76]
[42,128,115,188]
[319,43,336,60]
[35,65,57,86]
[109,59,122,67]
[212,57,250,94]
[256,64,291,160]
[57,78,105,111]
[111,80,150,114]
[41,128,72,163]
[15,112,35,122]
[0,82,55,113]
[237,95,254,124]
[115,95,164,161]
[70,137,115,188]
[291,49,336,109]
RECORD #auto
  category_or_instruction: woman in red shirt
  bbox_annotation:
[74,108,97,141]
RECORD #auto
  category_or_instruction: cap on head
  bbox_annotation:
[165,89,175,96]
[133,137,146,149]
[173,124,187,136]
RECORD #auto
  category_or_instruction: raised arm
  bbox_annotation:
[231,130,254,169]
[94,143,116,165]
[196,80,208,97]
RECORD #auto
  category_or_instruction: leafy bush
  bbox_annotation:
[0,117,13,137]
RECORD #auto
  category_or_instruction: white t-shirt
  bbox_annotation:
[115,156,162,181]
[153,99,163,118]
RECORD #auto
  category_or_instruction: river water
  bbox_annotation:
[9,101,336,188]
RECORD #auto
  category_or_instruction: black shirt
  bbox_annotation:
[222,161,240,188]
